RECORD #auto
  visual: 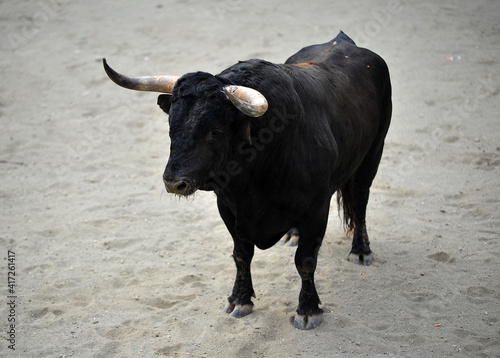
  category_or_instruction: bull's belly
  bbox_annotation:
[234,207,295,250]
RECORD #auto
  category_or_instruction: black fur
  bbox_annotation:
[160,32,392,328]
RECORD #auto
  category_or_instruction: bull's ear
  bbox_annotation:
[157,94,172,113]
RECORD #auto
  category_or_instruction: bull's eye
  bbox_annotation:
[210,128,223,138]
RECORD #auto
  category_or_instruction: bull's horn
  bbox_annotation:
[223,85,268,117]
[102,58,180,94]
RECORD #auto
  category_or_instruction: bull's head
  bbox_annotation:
[102,59,268,196]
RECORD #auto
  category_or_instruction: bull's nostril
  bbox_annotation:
[176,182,188,192]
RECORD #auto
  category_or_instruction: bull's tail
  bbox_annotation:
[337,179,355,232]
[331,31,356,46]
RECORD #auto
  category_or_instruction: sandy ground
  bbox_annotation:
[1,0,500,357]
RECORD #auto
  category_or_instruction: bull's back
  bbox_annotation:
[285,31,356,65]
[285,33,391,128]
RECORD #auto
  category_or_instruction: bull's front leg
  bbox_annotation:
[223,239,255,318]
[293,231,325,330]
[293,205,330,330]
[217,198,256,318]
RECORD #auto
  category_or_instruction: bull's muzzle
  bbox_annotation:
[163,178,195,196]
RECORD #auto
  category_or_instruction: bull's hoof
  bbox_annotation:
[222,302,253,318]
[293,313,323,330]
[279,228,299,246]
[348,252,372,266]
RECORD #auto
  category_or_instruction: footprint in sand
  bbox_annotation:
[427,251,456,264]
[465,286,500,305]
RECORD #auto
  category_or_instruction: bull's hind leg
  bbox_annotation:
[348,185,373,266]
[343,145,385,266]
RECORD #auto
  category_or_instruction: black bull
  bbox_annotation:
[104,32,392,330]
